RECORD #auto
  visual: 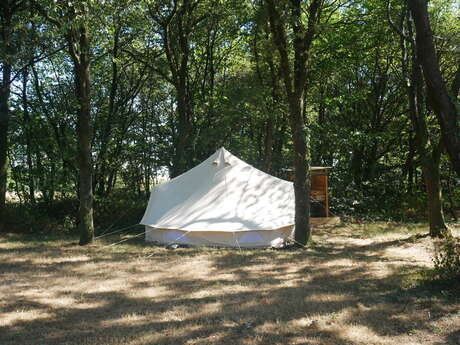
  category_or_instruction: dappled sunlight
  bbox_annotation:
[331,323,399,345]
[382,241,433,265]
[1,224,459,344]
[101,312,153,328]
[0,310,54,327]
[142,148,295,236]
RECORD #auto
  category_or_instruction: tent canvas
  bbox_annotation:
[140,147,295,247]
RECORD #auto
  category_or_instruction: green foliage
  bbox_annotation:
[2,0,460,231]
[93,188,147,233]
[432,237,460,285]
[4,188,146,235]
[3,200,77,233]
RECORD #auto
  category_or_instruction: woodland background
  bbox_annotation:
[0,0,459,243]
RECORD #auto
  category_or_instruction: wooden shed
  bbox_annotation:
[284,166,340,226]
[310,167,331,217]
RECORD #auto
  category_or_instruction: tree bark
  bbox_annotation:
[422,145,449,238]
[172,75,193,177]
[289,95,311,245]
[408,0,460,177]
[170,1,193,178]
[0,63,11,226]
[399,12,450,238]
[404,132,416,193]
[263,117,274,173]
[445,170,458,221]
[67,24,94,245]
[264,45,282,173]
[21,68,35,203]
[265,0,322,245]
[451,60,460,100]
[0,3,12,228]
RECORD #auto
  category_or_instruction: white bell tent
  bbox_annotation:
[140,147,295,247]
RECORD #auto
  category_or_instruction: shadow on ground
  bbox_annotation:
[1,226,459,345]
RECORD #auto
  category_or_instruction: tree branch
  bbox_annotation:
[386,0,412,43]
[451,58,460,100]
[8,45,66,85]
[29,0,62,28]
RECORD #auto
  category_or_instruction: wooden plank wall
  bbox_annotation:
[311,173,329,217]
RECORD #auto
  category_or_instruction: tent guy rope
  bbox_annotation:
[95,224,140,239]
[103,230,146,247]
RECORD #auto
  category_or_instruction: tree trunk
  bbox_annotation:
[422,147,449,238]
[408,0,460,177]
[404,133,415,193]
[400,13,450,238]
[68,25,94,245]
[76,64,94,244]
[0,63,11,226]
[156,0,195,178]
[172,80,193,177]
[21,68,36,204]
[289,95,311,245]
[265,0,321,245]
[0,5,12,227]
[263,48,281,173]
[445,170,458,221]
[451,60,460,100]
[263,117,274,173]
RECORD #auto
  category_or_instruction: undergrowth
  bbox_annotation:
[431,237,460,288]
[2,189,147,235]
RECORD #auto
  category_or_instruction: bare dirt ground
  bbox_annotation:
[1,223,459,345]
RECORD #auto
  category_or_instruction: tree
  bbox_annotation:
[391,4,450,238]
[2,0,458,237]
[0,0,28,228]
[408,0,460,178]
[264,0,324,245]
[146,0,203,177]
[33,1,95,244]
[92,2,149,197]
[252,7,287,174]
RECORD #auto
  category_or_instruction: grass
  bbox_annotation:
[1,222,459,345]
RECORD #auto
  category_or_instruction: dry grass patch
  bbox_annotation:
[1,222,459,345]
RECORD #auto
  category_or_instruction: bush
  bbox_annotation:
[432,236,460,284]
[3,199,78,233]
[3,188,147,235]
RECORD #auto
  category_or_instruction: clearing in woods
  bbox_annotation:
[1,223,459,345]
